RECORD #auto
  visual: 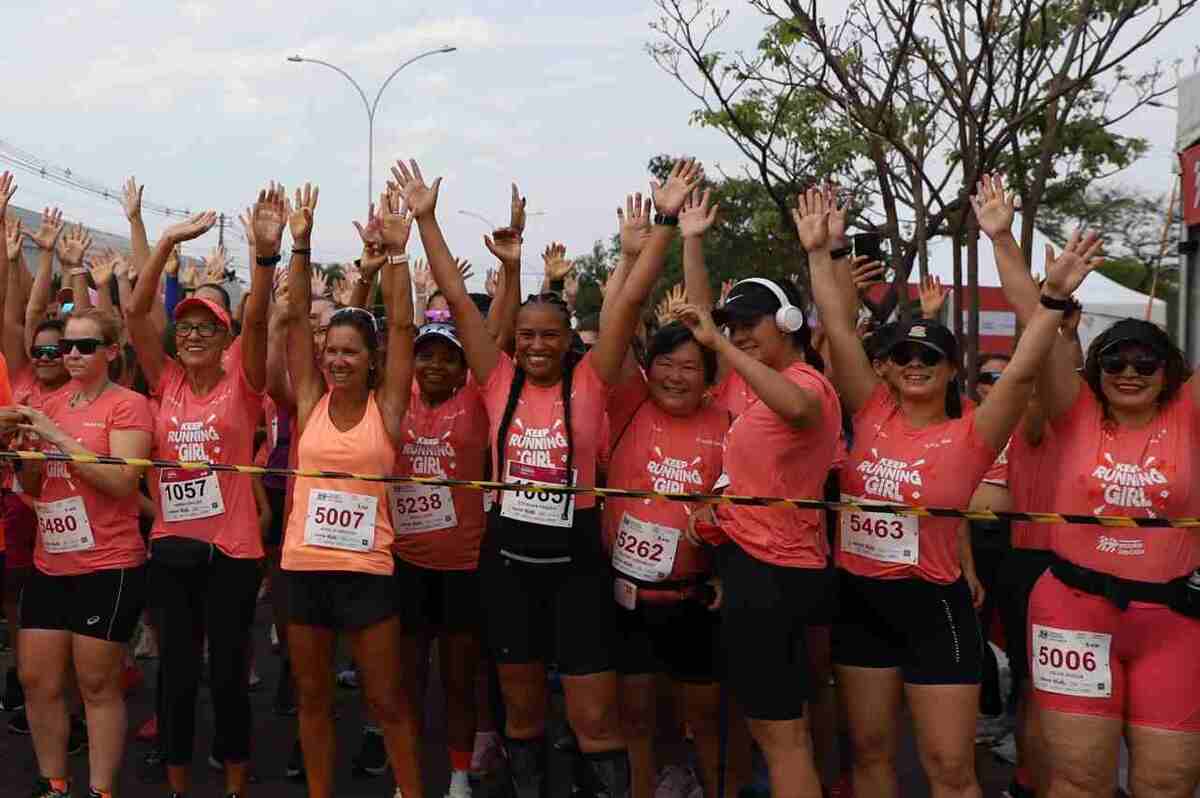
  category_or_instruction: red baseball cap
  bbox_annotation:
[174,296,232,330]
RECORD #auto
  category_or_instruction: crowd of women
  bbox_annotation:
[0,159,1197,798]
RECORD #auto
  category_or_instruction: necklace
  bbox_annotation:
[69,381,109,409]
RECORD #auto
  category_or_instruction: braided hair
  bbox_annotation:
[495,293,579,521]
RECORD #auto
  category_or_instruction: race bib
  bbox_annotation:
[840,495,919,565]
[1032,624,1113,698]
[35,496,95,554]
[160,469,225,523]
[500,461,576,529]
[303,489,378,552]
[612,514,681,582]
[614,577,638,611]
[390,484,457,535]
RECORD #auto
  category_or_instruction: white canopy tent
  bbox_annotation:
[918,222,1167,353]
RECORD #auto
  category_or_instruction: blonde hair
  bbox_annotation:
[66,307,123,345]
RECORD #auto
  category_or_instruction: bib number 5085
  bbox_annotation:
[847,514,906,539]
[521,487,565,504]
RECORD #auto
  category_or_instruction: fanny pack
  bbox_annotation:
[611,571,714,606]
[1050,557,1200,618]
[150,536,215,569]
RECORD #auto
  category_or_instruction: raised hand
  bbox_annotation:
[970,173,1016,239]
[310,270,329,299]
[0,171,16,218]
[485,227,522,266]
[164,245,181,277]
[238,207,257,250]
[510,183,527,234]
[851,257,886,295]
[564,272,579,307]
[180,260,200,290]
[202,246,228,284]
[918,274,949,318]
[289,183,319,244]
[617,193,653,258]
[456,258,475,282]
[163,211,218,246]
[821,183,848,245]
[121,176,143,221]
[56,223,93,267]
[378,189,414,252]
[672,302,720,349]
[5,216,22,262]
[251,183,288,256]
[1043,229,1103,299]
[485,268,499,297]
[390,159,441,219]
[332,272,358,307]
[542,242,573,282]
[30,207,65,251]
[89,249,118,285]
[352,206,387,277]
[792,186,839,252]
[679,188,719,239]
[651,158,704,218]
[656,283,688,326]
[719,279,734,304]
[411,257,434,297]
[272,270,289,304]
[111,249,131,281]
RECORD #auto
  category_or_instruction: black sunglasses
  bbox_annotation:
[889,343,943,368]
[1099,353,1162,377]
[31,345,63,361]
[977,370,1003,386]
[58,338,106,356]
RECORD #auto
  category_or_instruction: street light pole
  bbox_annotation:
[288,46,456,210]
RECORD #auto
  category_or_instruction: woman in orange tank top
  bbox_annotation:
[280,186,420,798]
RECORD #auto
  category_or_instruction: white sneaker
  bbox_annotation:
[445,775,473,798]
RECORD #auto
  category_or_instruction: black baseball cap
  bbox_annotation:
[1097,318,1170,358]
[885,318,958,362]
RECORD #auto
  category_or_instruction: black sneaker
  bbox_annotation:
[138,748,166,784]
[352,728,387,777]
[285,739,305,782]
[68,716,88,756]
[2,667,24,711]
[8,708,30,735]
[30,778,71,798]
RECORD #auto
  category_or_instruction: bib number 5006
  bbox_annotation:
[1038,646,1097,672]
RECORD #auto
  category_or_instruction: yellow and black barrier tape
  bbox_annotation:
[3,449,1199,529]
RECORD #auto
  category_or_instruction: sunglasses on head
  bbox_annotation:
[330,306,378,330]
[1099,353,1162,377]
[977,370,1003,386]
[425,309,452,323]
[58,338,106,356]
[889,343,943,368]
[31,345,62,361]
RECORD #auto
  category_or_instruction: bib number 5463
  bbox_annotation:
[847,514,906,539]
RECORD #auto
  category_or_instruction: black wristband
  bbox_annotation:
[1040,293,1074,311]
[548,279,565,293]
[830,245,852,260]
[255,254,282,267]
[654,213,679,227]
[291,247,312,256]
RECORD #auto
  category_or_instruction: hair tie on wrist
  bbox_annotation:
[653,213,679,227]
[291,247,312,256]
[1039,293,1074,312]
[256,254,282,267]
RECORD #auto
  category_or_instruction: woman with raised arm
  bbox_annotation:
[395,156,698,798]
[1,307,152,798]
[123,187,268,798]
[671,190,840,798]
[280,188,421,798]
[801,185,1101,798]
[972,174,1200,798]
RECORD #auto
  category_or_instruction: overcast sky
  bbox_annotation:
[0,0,1193,295]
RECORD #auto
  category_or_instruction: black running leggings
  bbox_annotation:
[155,549,262,765]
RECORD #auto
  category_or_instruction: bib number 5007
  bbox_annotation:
[847,514,906,539]
[312,506,365,529]
[1038,646,1097,672]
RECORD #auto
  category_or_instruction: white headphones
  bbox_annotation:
[728,278,806,333]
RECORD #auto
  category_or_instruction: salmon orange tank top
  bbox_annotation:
[282,391,398,576]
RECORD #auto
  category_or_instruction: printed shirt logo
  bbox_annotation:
[166,415,223,461]
[856,448,924,502]
[1089,450,1170,517]
[402,429,457,478]
[508,417,569,468]
[1095,535,1146,556]
[645,445,706,495]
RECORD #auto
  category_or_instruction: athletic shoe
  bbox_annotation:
[655,765,695,798]
[336,666,359,689]
[268,624,280,654]
[138,748,166,784]
[2,667,24,711]
[285,739,305,781]
[8,708,31,734]
[67,716,88,756]
[353,728,388,777]
[135,715,158,744]
[974,713,1010,744]
[990,731,1018,764]
[132,622,158,660]
[469,731,504,777]
[446,778,473,798]
[30,778,71,798]
[247,667,263,692]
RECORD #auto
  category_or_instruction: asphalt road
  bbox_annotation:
[0,599,1019,797]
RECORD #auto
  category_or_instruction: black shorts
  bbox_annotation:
[393,556,480,635]
[718,544,833,721]
[264,486,287,548]
[833,570,983,685]
[616,598,721,683]
[478,510,615,676]
[20,565,146,643]
[996,547,1054,689]
[285,569,396,631]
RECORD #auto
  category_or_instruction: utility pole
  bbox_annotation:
[218,212,225,249]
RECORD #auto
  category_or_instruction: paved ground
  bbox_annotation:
[0,600,1020,797]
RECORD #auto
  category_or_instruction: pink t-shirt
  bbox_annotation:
[1047,386,1200,582]
[709,370,756,417]
[838,383,997,583]
[32,385,153,576]
[603,373,729,583]
[1008,421,1056,551]
[482,351,611,514]
[392,382,490,571]
[715,361,842,568]
[150,356,265,559]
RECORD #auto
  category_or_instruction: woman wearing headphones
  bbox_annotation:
[674,189,842,798]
